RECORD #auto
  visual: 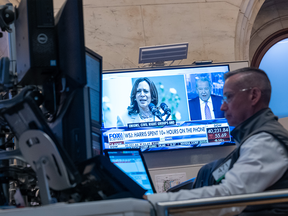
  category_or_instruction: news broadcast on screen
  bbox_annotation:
[101,65,233,152]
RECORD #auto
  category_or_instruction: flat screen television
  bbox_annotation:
[102,64,236,152]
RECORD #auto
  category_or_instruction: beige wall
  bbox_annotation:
[79,0,263,70]
[0,0,266,69]
[47,0,265,69]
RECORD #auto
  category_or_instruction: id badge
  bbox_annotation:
[212,159,231,183]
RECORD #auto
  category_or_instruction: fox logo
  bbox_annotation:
[108,133,124,142]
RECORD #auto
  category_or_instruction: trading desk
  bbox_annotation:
[0,198,152,216]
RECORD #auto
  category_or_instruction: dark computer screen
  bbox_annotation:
[86,47,102,156]
[48,0,102,164]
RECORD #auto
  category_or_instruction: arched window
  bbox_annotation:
[251,29,288,67]
[251,29,288,118]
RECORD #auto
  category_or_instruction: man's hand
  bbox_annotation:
[143,195,147,200]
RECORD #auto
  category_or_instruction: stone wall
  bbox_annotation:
[249,0,288,62]
[0,0,267,70]
[82,0,243,69]
[79,0,265,69]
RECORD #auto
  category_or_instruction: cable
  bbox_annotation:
[0,136,14,150]
[147,199,158,216]
[0,166,36,178]
[0,117,8,127]
[46,88,77,123]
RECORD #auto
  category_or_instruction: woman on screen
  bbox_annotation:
[117,77,159,126]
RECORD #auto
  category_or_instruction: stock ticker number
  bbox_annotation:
[206,126,230,143]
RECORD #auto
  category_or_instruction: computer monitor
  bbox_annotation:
[13,0,102,165]
[11,0,103,190]
[47,0,102,164]
[104,149,156,195]
[102,64,234,152]
[77,155,147,200]
[85,47,103,156]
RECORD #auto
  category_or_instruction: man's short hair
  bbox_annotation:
[195,76,211,89]
[224,67,272,105]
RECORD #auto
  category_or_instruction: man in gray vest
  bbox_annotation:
[146,67,288,216]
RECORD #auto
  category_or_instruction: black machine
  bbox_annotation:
[15,0,102,165]
[0,0,146,207]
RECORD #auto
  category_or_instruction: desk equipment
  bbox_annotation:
[0,87,147,205]
[0,0,103,206]
[104,149,156,195]
[75,155,147,201]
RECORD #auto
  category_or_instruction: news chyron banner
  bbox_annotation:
[107,123,230,149]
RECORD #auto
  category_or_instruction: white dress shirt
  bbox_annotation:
[147,132,288,216]
[199,97,215,120]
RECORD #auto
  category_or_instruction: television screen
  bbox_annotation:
[102,64,233,152]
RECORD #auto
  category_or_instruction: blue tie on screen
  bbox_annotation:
[205,102,212,120]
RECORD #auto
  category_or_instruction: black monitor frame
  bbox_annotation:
[54,0,86,89]
[85,47,103,156]
[48,0,102,164]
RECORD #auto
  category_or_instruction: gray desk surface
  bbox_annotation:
[0,198,152,216]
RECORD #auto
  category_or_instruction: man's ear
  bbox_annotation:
[251,87,262,106]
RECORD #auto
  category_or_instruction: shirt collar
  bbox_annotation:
[200,96,212,104]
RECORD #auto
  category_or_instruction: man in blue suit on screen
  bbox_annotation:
[188,76,224,120]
